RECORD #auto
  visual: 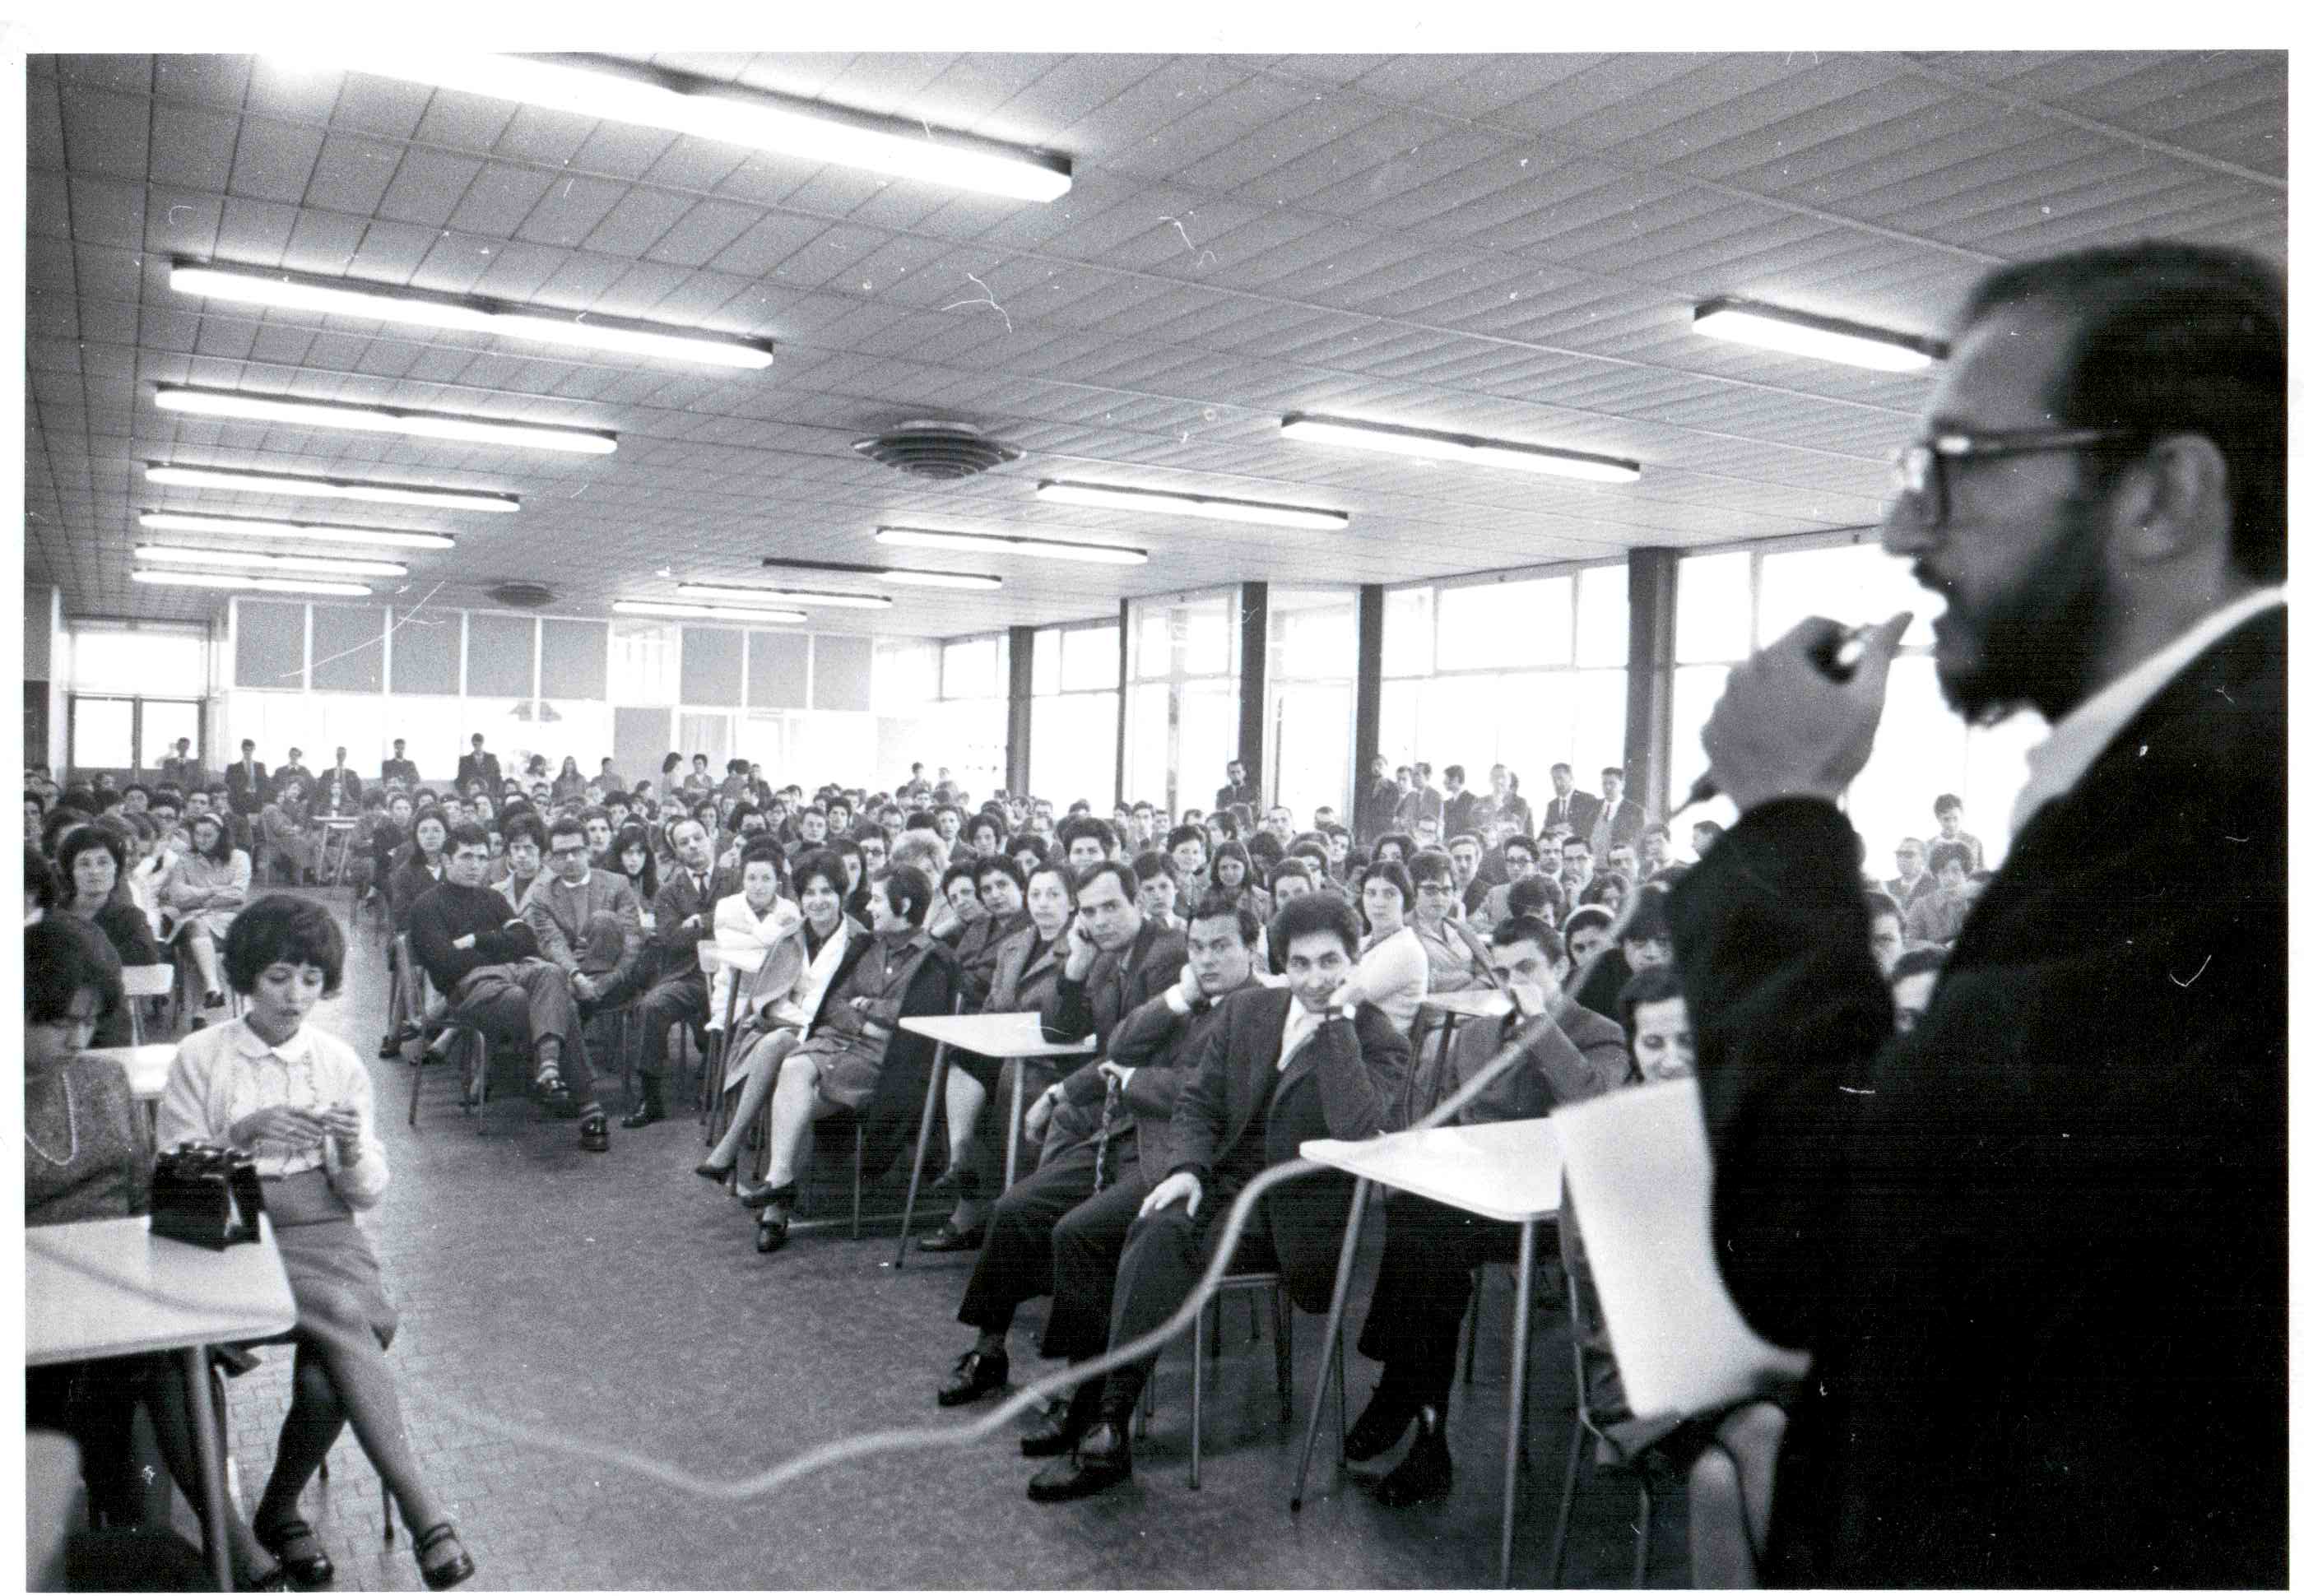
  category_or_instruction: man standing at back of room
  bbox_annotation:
[1358,756,1401,847]
[1674,241,2283,1587]
[456,734,501,804]
[1586,765,1644,861]
[1540,763,1600,841]
[380,738,418,790]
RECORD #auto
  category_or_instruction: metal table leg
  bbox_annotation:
[181,1345,231,1592]
[1498,1218,1537,1587]
[1003,1058,1028,1190]
[891,1040,950,1268]
[1290,1176,1372,1512]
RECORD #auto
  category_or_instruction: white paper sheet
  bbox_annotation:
[1550,1076,1811,1418]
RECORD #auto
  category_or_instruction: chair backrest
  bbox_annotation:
[120,963,175,999]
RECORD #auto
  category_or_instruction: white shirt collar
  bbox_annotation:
[2009,587,2283,837]
[230,1017,314,1066]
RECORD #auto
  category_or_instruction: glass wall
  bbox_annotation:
[1670,536,2045,875]
[929,632,1010,801]
[1379,563,1629,827]
[1124,589,1239,816]
[1263,586,1358,818]
[1029,620,1120,809]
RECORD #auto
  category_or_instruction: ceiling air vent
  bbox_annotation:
[488,582,556,610]
[852,420,1024,480]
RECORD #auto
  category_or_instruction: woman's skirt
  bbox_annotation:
[265,1170,401,1352]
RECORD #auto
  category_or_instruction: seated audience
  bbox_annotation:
[1342,859,1428,1037]
[525,814,645,1015]
[158,809,249,1016]
[57,824,165,981]
[1405,848,1493,993]
[1024,893,1410,1501]
[406,823,609,1151]
[612,818,737,1130]
[1904,842,1974,945]
[496,811,547,912]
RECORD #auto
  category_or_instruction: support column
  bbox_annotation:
[1111,600,1131,810]
[1351,584,1385,835]
[1005,625,1034,800]
[1623,548,1679,819]
[1236,582,1269,799]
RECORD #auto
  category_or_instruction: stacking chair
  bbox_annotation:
[397,934,523,1130]
[118,963,174,1046]
[1548,1220,1658,1589]
[1132,1258,1312,1490]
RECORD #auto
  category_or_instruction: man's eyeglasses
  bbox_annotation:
[550,845,587,859]
[1885,427,2134,528]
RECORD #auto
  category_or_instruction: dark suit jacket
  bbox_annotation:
[1431,998,1628,1128]
[1441,788,1478,839]
[648,865,742,982]
[379,757,420,789]
[1215,781,1258,817]
[1670,607,2284,1587]
[1167,987,1411,1312]
[1585,796,1646,856]
[224,760,269,814]
[1048,984,1246,1175]
[1359,777,1401,843]
[455,751,503,797]
[1542,790,1602,839]
[1041,920,1189,1157]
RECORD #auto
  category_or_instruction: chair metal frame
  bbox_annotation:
[1131,1265,1309,1490]
[1548,1216,1656,1589]
[119,962,174,1046]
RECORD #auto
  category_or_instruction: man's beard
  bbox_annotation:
[1931,500,2111,725]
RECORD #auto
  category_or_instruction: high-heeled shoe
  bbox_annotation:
[754,1183,798,1253]
[253,1516,334,1588]
[413,1524,476,1591]
[694,1160,736,1190]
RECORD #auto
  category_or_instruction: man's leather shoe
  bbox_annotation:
[1344,1377,1422,1463]
[915,1221,986,1254]
[1371,1408,1453,1508]
[936,1348,1008,1408]
[578,1114,610,1153]
[620,1102,666,1130]
[1026,1422,1132,1502]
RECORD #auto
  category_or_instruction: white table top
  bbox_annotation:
[1300,1119,1563,1224]
[25,1215,298,1367]
[899,1012,1099,1057]
[1419,987,1514,1019]
[82,1043,178,1102]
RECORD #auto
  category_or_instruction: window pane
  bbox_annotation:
[1268,587,1356,682]
[1177,679,1238,811]
[1179,594,1233,677]
[1575,564,1629,668]
[1568,669,1628,789]
[749,630,810,710]
[609,619,678,705]
[1491,674,1571,801]
[538,619,609,700]
[1382,587,1433,678]
[71,697,134,771]
[310,606,385,693]
[678,626,743,708]
[1030,690,1118,811]
[1377,679,1423,781]
[71,629,207,693]
[391,607,462,697]
[1758,541,1946,654]
[1125,682,1169,804]
[1064,624,1120,692]
[811,634,874,712]
[942,638,998,701]
[1131,605,1173,682]
[872,639,937,711]
[1032,629,1062,697]
[1268,680,1352,817]
[1437,578,1572,670]
[138,700,203,772]
[466,613,536,699]
[235,601,305,691]
[1675,553,1753,664]
[1670,664,1735,833]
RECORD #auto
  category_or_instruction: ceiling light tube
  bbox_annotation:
[1279,414,1641,485]
[139,512,456,552]
[173,264,772,370]
[281,53,1071,203]
[1034,480,1346,532]
[876,526,1149,566]
[1690,298,1939,373]
[677,582,891,610]
[146,462,517,513]
[876,568,1004,592]
[613,600,806,624]
[133,570,372,597]
[155,386,616,454]
[137,545,408,578]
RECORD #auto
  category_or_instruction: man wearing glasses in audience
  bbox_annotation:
[1675,242,2283,1586]
[525,814,644,1017]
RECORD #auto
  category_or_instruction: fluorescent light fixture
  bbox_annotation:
[612,600,806,624]
[677,582,891,610]
[876,568,1003,592]
[172,264,772,370]
[1279,414,1642,485]
[285,53,1071,203]
[876,526,1149,566]
[155,386,616,455]
[140,512,455,552]
[1035,480,1346,532]
[146,462,517,513]
[133,570,371,597]
[1691,299,1939,373]
[137,545,408,578]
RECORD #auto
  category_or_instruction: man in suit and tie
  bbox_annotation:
[1214,759,1258,819]
[1358,756,1402,846]
[455,733,502,803]
[1348,916,1630,1505]
[615,816,736,1129]
[1540,763,1602,841]
[224,738,268,859]
[318,745,362,815]
[1586,765,1646,861]
[1675,240,2283,1585]
[158,736,203,796]
[1026,893,1411,1501]
[936,890,1264,1416]
[274,745,314,799]
[379,738,419,790]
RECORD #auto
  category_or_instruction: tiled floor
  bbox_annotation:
[204,887,1684,1589]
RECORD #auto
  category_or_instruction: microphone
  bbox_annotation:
[1671,620,1885,817]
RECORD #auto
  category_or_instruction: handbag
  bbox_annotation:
[150,1143,266,1250]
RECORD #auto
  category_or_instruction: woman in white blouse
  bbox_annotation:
[1343,859,1430,1036]
[159,895,476,1592]
[157,810,249,1013]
